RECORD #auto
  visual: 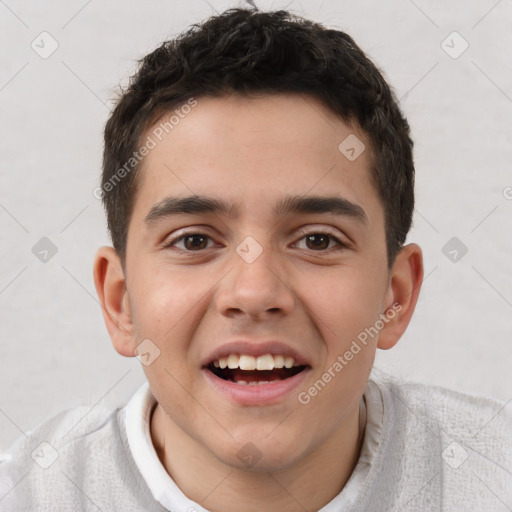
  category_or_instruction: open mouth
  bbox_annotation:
[205,354,309,385]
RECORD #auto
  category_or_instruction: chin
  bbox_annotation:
[211,433,310,473]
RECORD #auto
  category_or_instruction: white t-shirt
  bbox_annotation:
[123,379,370,511]
[1,368,510,511]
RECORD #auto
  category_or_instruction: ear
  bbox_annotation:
[93,246,137,357]
[377,243,424,350]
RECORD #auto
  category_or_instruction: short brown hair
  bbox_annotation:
[101,7,415,268]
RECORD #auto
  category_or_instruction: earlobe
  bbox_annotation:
[93,246,137,357]
[377,243,424,350]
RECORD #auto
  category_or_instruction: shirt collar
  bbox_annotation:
[124,374,383,511]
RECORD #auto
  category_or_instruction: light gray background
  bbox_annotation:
[1,0,511,453]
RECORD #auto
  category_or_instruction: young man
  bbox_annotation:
[1,7,510,512]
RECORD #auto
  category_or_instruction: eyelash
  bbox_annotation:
[163,229,348,253]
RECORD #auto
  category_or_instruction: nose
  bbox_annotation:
[215,242,295,319]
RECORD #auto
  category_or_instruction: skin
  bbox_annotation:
[94,92,423,512]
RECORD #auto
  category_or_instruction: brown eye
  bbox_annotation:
[305,234,331,250]
[165,233,214,251]
[182,235,209,250]
[295,231,347,252]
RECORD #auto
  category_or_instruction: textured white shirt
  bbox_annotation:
[124,379,373,511]
[1,368,511,511]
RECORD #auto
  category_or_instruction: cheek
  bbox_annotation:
[312,268,382,402]
[131,267,206,335]
[306,266,384,344]
[129,266,221,383]
[133,270,209,403]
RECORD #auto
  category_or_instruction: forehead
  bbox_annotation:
[132,93,383,229]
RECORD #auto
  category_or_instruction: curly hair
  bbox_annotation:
[101,6,414,269]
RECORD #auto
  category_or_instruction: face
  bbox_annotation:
[121,92,395,471]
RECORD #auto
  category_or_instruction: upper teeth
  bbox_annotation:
[212,354,296,370]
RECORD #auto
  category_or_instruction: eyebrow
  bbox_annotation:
[144,194,369,227]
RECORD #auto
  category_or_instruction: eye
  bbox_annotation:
[164,232,215,251]
[163,229,348,253]
[294,231,348,251]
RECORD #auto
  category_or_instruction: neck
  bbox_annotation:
[150,399,366,512]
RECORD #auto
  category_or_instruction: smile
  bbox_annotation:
[207,353,307,385]
[202,353,311,405]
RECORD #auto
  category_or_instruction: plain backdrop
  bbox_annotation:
[1,0,511,453]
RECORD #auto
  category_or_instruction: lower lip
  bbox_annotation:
[201,367,311,406]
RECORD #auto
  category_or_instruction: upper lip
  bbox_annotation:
[201,340,311,368]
